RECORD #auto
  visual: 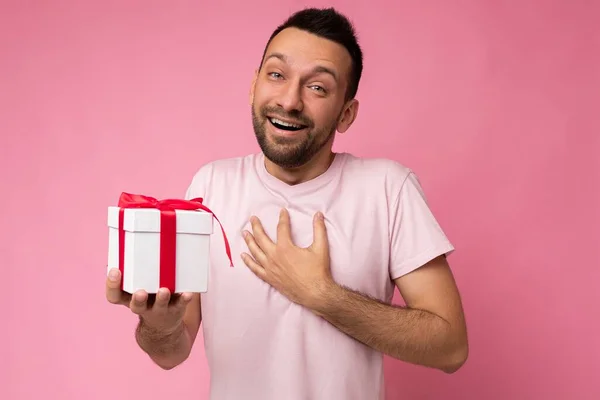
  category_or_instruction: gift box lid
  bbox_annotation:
[107,206,213,234]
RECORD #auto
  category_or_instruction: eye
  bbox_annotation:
[268,72,283,79]
[309,85,326,94]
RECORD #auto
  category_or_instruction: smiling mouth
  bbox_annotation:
[268,117,308,132]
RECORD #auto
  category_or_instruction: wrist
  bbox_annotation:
[136,318,187,360]
[139,316,184,338]
[306,278,342,317]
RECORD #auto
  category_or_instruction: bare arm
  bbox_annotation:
[135,293,202,370]
[240,210,468,372]
[105,268,202,370]
[310,255,468,373]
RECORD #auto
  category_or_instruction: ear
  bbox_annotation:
[336,99,359,133]
[249,69,258,106]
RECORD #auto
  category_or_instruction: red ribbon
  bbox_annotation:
[117,192,234,292]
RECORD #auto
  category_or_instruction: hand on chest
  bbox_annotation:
[242,206,316,249]
[228,204,386,293]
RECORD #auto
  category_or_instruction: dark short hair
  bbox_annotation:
[259,7,363,101]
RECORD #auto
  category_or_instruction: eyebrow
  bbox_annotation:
[264,52,339,82]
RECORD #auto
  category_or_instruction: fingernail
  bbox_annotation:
[317,212,324,220]
[134,292,147,303]
[108,269,119,281]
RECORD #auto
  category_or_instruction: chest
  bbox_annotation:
[206,193,394,302]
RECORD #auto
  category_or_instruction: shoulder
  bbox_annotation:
[341,153,413,179]
[185,153,258,199]
[340,153,417,197]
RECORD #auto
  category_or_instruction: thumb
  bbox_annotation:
[311,212,329,252]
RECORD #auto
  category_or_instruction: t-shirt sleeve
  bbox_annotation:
[389,171,455,280]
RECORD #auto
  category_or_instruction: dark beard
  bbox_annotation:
[251,105,338,169]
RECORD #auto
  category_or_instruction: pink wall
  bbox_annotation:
[2,1,598,399]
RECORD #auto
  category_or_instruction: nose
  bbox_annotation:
[276,81,304,113]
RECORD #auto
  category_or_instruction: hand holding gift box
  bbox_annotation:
[107,192,233,295]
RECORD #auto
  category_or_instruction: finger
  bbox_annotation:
[311,211,329,253]
[243,230,269,266]
[129,290,149,315]
[173,292,194,312]
[249,216,275,253]
[106,268,130,306]
[276,208,293,246]
[153,288,171,309]
[241,252,267,281]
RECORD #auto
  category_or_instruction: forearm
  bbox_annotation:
[135,318,192,370]
[311,283,466,372]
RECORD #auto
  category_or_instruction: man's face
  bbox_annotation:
[250,27,355,169]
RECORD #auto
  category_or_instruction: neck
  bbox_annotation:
[264,150,336,186]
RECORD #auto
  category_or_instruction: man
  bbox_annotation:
[106,7,468,400]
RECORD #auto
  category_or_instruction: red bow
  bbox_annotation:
[117,192,233,292]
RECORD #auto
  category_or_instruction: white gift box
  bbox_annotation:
[107,206,213,294]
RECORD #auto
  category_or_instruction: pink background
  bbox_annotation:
[2,1,599,399]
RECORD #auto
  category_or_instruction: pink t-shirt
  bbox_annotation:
[185,152,454,400]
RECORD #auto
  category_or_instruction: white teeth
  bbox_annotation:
[271,118,303,128]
